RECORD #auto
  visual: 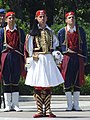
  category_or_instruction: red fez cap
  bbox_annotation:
[36,10,46,17]
[65,12,75,18]
[5,11,15,18]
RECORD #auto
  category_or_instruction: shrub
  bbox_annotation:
[81,75,90,95]
[19,75,90,95]
[19,77,34,95]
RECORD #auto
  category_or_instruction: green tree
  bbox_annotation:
[1,0,90,73]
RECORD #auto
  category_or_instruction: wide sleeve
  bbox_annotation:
[24,34,34,61]
[58,28,66,53]
[52,32,59,50]
[0,28,4,53]
[0,28,4,64]
[79,27,88,63]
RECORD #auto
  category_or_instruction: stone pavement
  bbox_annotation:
[0,95,90,120]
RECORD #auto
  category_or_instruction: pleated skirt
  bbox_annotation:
[25,54,64,87]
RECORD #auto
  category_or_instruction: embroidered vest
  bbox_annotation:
[3,27,21,52]
[63,26,82,53]
[33,29,53,53]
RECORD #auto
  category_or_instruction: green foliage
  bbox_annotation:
[16,19,30,34]
[0,0,9,10]
[52,84,65,95]
[54,0,90,24]
[81,75,90,95]
[51,23,65,34]
[18,78,34,95]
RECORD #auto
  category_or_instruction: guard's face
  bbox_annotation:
[65,15,75,25]
[6,15,15,26]
[36,14,47,27]
[0,14,5,24]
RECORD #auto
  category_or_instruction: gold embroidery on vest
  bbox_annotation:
[34,29,53,53]
[3,27,21,51]
[62,27,82,52]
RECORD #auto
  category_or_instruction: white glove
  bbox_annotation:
[52,51,63,64]
[25,57,33,69]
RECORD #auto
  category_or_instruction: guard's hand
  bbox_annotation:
[33,55,39,61]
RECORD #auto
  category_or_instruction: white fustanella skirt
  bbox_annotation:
[25,54,64,87]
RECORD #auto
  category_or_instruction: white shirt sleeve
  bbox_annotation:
[28,35,34,57]
[53,34,59,50]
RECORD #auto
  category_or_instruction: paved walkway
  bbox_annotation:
[0,95,90,120]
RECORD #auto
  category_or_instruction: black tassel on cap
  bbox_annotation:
[30,19,41,36]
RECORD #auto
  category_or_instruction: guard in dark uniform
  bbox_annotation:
[58,12,87,111]
[0,8,6,109]
[0,11,26,112]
